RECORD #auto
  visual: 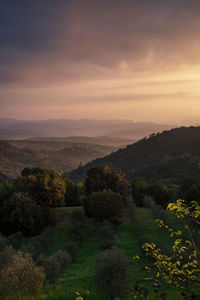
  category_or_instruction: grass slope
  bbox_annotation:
[20,207,188,300]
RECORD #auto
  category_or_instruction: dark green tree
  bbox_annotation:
[87,189,124,225]
[132,178,149,206]
[95,248,129,300]
[148,182,171,208]
[15,168,66,207]
[64,177,80,206]
[0,192,55,236]
[84,165,131,216]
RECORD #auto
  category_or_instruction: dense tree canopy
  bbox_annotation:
[95,248,129,299]
[64,177,80,206]
[70,126,200,185]
[84,164,131,201]
[83,165,131,220]
[15,168,66,207]
[88,190,124,224]
[0,192,55,236]
[132,178,177,208]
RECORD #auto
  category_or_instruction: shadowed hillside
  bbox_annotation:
[0,140,118,178]
[70,126,200,184]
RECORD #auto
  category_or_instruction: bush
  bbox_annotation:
[42,255,61,283]
[68,224,83,246]
[132,179,149,206]
[85,165,131,203]
[85,190,125,225]
[42,251,72,283]
[64,177,80,206]
[0,192,56,236]
[142,195,155,208]
[99,238,114,251]
[95,248,129,299]
[0,247,45,299]
[98,222,114,240]
[64,241,79,262]
[53,250,72,271]
[127,202,137,225]
[26,228,53,259]
[0,246,16,270]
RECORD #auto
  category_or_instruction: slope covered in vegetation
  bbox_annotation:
[70,126,200,184]
[0,140,118,178]
[4,206,182,300]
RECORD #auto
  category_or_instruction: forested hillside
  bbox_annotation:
[0,140,118,178]
[70,126,200,184]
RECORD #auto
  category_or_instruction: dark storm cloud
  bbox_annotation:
[1,0,200,85]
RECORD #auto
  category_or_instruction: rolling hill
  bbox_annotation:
[70,126,200,184]
[0,139,120,178]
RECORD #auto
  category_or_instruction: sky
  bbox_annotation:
[1,0,200,124]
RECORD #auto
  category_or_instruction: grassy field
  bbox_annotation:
[18,206,193,300]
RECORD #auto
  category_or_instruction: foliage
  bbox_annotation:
[0,192,55,236]
[142,195,155,208]
[70,126,200,184]
[17,168,66,207]
[0,139,117,178]
[98,221,114,251]
[39,250,72,284]
[26,227,54,259]
[132,179,172,208]
[84,164,131,201]
[140,199,200,298]
[88,189,124,225]
[132,179,149,206]
[64,177,80,206]
[95,248,129,300]
[64,241,79,262]
[0,247,45,300]
[151,204,167,222]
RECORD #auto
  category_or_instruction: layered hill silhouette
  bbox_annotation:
[70,127,200,184]
[0,138,122,178]
[0,118,172,139]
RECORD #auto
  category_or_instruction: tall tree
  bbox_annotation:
[0,247,45,300]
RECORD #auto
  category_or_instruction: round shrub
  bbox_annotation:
[95,248,129,299]
[64,241,79,262]
[98,222,114,240]
[42,255,61,283]
[99,238,114,251]
[142,195,155,208]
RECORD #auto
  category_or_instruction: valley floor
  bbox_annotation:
[17,207,194,300]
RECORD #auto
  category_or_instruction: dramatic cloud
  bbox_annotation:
[1,0,200,122]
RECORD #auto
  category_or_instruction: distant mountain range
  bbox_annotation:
[0,118,173,140]
[0,136,130,178]
[70,126,200,185]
